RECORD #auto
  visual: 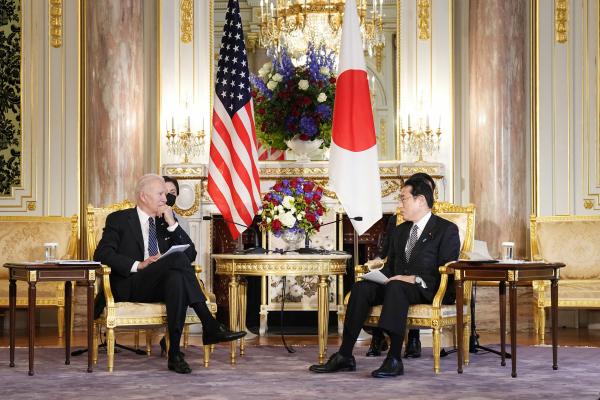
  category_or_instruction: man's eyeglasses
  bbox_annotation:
[399,195,417,204]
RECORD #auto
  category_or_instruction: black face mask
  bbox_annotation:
[166,193,177,207]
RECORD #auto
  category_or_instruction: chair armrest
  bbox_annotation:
[100,266,116,310]
[354,264,370,280]
[193,264,216,304]
[355,258,387,281]
[431,263,453,308]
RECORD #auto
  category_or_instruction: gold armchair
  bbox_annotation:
[0,215,78,338]
[355,202,476,374]
[87,201,217,372]
[530,214,600,344]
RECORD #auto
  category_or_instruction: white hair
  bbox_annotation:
[135,174,165,202]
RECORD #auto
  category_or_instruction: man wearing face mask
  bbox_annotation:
[94,174,246,374]
[163,176,190,235]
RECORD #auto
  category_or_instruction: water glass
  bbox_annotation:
[44,242,58,262]
[501,241,514,261]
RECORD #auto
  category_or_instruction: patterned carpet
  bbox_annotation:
[0,343,598,399]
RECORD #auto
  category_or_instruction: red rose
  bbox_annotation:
[313,193,322,201]
[303,182,315,192]
[302,97,312,105]
[258,108,266,115]
[306,213,316,223]
[329,77,336,84]
[316,207,324,216]
[272,219,282,231]
[299,134,310,141]
[291,178,299,187]
[273,183,283,192]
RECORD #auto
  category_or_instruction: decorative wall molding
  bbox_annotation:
[180,0,193,43]
[0,0,22,197]
[417,0,431,40]
[49,0,63,48]
[555,0,568,43]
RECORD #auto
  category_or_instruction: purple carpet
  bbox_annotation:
[0,344,598,399]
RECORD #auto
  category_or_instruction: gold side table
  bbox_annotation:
[213,253,350,364]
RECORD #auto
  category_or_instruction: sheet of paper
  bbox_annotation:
[159,244,190,260]
[360,269,388,285]
[463,240,496,262]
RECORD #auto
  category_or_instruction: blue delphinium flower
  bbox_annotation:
[249,74,273,99]
[315,104,332,121]
[299,116,318,137]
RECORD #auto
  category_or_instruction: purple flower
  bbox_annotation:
[249,74,273,99]
[315,104,332,122]
[299,116,318,137]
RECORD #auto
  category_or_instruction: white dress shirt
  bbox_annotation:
[130,207,179,273]
[404,211,432,288]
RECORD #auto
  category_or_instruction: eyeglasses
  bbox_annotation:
[399,195,417,204]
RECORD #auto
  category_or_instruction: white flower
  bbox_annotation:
[272,73,283,82]
[298,80,309,90]
[290,285,305,298]
[266,217,272,223]
[319,66,330,76]
[317,93,327,103]
[282,195,295,209]
[267,80,278,90]
[279,211,297,228]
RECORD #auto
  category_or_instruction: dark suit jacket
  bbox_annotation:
[380,214,460,303]
[93,207,197,299]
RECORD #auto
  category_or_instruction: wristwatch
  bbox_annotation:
[415,276,427,289]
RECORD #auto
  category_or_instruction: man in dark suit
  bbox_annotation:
[309,175,460,377]
[367,172,438,358]
[94,174,245,374]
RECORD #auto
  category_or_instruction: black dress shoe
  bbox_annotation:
[202,323,246,345]
[403,337,422,358]
[366,335,389,357]
[168,352,192,374]
[371,355,404,378]
[309,352,356,373]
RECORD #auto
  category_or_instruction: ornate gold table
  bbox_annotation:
[213,253,351,364]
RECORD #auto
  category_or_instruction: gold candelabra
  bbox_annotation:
[165,120,205,164]
[400,115,442,162]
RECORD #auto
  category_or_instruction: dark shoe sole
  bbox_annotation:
[203,331,246,345]
[403,352,421,358]
[371,370,404,378]
[366,351,382,357]
[168,364,192,374]
[309,365,356,373]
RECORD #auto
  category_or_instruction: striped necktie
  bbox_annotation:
[405,224,419,261]
[148,217,159,256]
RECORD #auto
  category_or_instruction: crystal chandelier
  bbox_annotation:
[259,0,385,58]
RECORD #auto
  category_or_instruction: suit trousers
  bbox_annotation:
[342,280,426,354]
[114,252,206,352]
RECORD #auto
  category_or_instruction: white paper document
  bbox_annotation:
[361,269,389,285]
[159,244,190,260]
[56,260,101,265]
[462,240,496,262]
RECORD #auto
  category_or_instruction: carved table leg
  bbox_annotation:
[551,277,559,370]
[509,281,518,378]
[499,281,506,367]
[87,279,95,372]
[228,275,239,364]
[65,281,72,365]
[456,277,464,374]
[28,281,37,376]
[317,275,329,364]
[9,278,16,368]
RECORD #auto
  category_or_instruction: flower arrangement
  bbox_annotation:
[250,44,337,150]
[258,177,326,238]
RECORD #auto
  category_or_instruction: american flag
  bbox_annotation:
[208,0,261,239]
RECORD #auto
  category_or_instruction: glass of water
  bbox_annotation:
[44,242,58,262]
[501,241,515,261]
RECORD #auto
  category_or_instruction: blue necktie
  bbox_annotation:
[148,217,159,256]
